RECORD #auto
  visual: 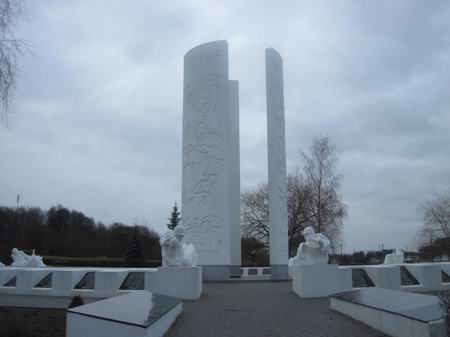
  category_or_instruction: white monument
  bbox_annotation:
[0,261,4,267]
[383,248,404,264]
[160,226,198,267]
[229,80,241,277]
[265,48,289,278]
[10,248,46,267]
[182,40,234,279]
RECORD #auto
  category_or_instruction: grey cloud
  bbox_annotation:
[1,0,449,252]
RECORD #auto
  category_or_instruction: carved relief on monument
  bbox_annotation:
[182,41,230,265]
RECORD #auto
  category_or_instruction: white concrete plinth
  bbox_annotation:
[292,264,339,298]
[146,266,202,300]
[364,265,401,290]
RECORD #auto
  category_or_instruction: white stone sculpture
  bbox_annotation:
[266,48,289,278]
[0,261,4,267]
[10,248,47,267]
[293,227,330,265]
[160,226,198,267]
[383,248,404,264]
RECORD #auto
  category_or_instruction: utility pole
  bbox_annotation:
[16,194,20,209]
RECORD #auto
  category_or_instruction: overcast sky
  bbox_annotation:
[1,1,449,252]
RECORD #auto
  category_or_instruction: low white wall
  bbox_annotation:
[0,266,202,301]
[364,265,401,290]
[291,262,450,298]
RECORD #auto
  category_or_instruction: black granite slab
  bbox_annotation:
[442,270,450,283]
[400,266,420,286]
[3,275,16,287]
[67,291,181,328]
[331,288,444,323]
[34,273,52,288]
[74,272,95,290]
[119,272,145,290]
[351,268,375,288]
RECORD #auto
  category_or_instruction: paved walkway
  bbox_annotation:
[166,281,386,337]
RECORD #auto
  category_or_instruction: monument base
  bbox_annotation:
[292,264,339,298]
[230,265,241,278]
[202,265,236,280]
[146,267,202,300]
[271,264,289,279]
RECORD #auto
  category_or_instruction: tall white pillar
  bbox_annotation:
[182,41,232,279]
[265,48,289,279]
[229,80,241,276]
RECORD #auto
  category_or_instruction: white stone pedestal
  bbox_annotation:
[292,264,339,298]
[146,267,202,300]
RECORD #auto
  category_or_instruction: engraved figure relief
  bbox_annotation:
[184,74,223,117]
[182,215,223,234]
[198,215,222,232]
[182,42,230,264]
[187,49,223,70]
[275,135,286,175]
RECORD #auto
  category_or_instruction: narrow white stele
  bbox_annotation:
[182,40,232,279]
[228,80,241,276]
[265,48,289,278]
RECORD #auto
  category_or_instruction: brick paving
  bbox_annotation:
[165,281,386,337]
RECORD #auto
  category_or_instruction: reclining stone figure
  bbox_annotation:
[160,226,198,267]
[11,248,47,267]
[291,226,330,265]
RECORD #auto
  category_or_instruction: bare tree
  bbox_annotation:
[287,172,314,256]
[0,0,28,126]
[421,190,450,240]
[241,184,269,245]
[302,136,347,246]
[241,136,347,255]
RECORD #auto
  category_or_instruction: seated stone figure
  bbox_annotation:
[160,226,197,267]
[383,248,404,264]
[11,248,47,268]
[293,227,330,265]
